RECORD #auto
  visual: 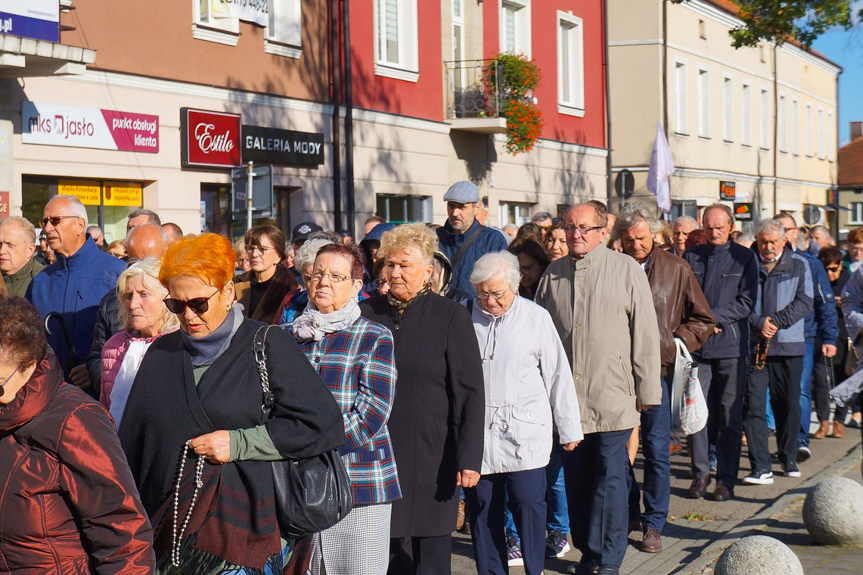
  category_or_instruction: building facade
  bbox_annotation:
[837,121,863,238]
[609,0,840,229]
[0,0,609,241]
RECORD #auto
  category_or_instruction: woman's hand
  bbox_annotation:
[190,431,231,464]
[456,469,480,488]
[562,440,581,451]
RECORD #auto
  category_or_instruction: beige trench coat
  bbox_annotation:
[535,246,662,434]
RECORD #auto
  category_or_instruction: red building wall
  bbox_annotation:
[484,1,607,150]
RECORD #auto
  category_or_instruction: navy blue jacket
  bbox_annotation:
[749,250,813,357]
[684,241,759,359]
[26,238,126,382]
[795,248,839,345]
[437,220,509,298]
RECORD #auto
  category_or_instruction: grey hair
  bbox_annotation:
[757,218,786,238]
[810,225,832,239]
[673,215,699,229]
[294,237,336,272]
[614,202,664,235]
[703,203,734,225]
[531,212,553,223]
[115,257,179,333]
[735,233,755,246]
[0,216,37,244]
[128,208,161,226]
[469,251,521,293]
[48,195,88,226]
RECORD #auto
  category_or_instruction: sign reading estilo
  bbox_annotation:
[242,125,324,166]
[181,108,242,169]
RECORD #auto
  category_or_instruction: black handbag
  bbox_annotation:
[253,326,354,537]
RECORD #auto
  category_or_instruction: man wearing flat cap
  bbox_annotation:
[436,181,509,298]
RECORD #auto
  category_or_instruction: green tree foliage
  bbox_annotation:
[670,0,856,48]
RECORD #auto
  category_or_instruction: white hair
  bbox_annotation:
[757,218,786,238]
[294,237,336,272]
[673,215,699,229]
[0,216,37,244]
[470,251,521,293]
[48,195,88,226]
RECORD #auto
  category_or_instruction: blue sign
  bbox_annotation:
[0,1,60,43]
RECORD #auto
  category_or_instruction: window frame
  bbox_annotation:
[697,66,710,139]
[374,0,420,82]
[805,102,814,157]
[557,11,585,117]
[792,97,800,156]
[741,82,751,147]
[499,201,534,227]
[264,0,303,58]
[674,59,688,136]
[848,202,863,225]
[192,0,240,46]
[759,86,770,150]
[817,106,825,159]
[778,92,787,153]
[500,0,531,57]
[376,193,433,224]
[722,74,733,142]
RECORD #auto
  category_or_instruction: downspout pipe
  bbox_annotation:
[344,0,356,237]
[604,0,613,211]
[773,44,778,214]
[331,0,341,231]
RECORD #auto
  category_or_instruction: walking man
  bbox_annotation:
[536,201,661,575]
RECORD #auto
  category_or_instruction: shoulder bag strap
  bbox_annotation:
[451,224,484,269]
[253,325,276,415]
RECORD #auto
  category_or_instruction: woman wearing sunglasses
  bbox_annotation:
[99,258,178,428]
[234,225,298,324]
[118,233,344,574]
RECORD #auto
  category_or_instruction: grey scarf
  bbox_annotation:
[181,304,245,366]
[291,298,361,342]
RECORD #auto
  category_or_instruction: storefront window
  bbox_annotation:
[22,176,144,243]
[200,184,278,243]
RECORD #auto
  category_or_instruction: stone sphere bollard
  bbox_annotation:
[714,535,803,575]
[802,477,863,545]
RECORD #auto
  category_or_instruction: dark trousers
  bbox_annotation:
[744,355,803,470]
[563,429,632,567]
[467,469,547,575]
[687,357,747,490]
[388,534,452,575]
[812,356,850,423]
[628,377,671,532]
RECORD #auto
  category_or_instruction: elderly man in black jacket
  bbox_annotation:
[683,204,759,502]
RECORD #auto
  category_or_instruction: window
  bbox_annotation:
[452,0,464,89]
[500,201,534,226]
[828,111,834,161]
[671,200,698,220]
[557,11,584,115]
[674,61,688,135]
[265,0,302,57]
[792,98,800,155]
[500,0,531,56]
[698,20,706,40]
[697,68,710,138]
[741,83,751,146]
[818,107,825,159]
[760,88,770,149]
[806,103,813,157]
[778,94,787,152]
[376,194,432,223]
[849,202,863,225]
[723,76,733,142]
[375,0,419,81]
[193,0,240,46]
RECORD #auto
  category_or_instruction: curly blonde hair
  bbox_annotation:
[379,223,437,265]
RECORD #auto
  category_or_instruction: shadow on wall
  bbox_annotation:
[525,126,597,207]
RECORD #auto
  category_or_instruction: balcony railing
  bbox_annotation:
[444,59,505,120]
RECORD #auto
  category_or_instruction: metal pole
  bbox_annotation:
[247,161,255,231]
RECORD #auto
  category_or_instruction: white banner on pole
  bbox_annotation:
[213,0,269,27]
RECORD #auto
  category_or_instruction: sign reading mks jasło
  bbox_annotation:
[242,125,324,167]
[181,108,242,169]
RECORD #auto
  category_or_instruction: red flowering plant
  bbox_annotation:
[486,52,543,155]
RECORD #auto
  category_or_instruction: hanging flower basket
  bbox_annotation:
[487,53,543,155]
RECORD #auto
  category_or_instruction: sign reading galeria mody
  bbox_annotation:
[22,102,159,153]
[211,0,269,27]
[0,0,59,42]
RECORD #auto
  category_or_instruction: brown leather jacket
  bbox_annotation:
[0,354,155,574]
[645,247,716,370]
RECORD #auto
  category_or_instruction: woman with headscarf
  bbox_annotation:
[0,296,155,573]
[118,233,344,574]
[359,223,485,575]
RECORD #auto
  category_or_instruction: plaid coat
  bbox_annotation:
[295,316,402,505]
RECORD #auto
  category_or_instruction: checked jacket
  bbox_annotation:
[295,316,402,505]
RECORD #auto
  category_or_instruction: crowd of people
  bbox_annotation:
[0,182,861,575]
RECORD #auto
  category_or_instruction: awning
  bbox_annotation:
[822,205,851,212]
[0,34,95,78]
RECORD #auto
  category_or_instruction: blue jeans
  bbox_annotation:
[628,376,671,532]
[798,338,816,448]
[545,452,570,533]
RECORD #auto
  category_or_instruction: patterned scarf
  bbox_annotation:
[291,298,361,343]
[387,283,432,316]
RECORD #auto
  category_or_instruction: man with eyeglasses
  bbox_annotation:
[26,196,126,397]
[0,216,44,297]
[842,228,863,274]
[531,212,554,243]
[682,204,759,501]
[536,201,661,575]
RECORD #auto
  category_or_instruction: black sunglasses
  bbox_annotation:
[164,289,220,315]
[39,215,81,227]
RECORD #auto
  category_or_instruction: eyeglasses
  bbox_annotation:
[564,225,604,236]
[848,246,863,253]
[307,272,351,285]
[39,215,80,228]
[373,279,389,289]
[0,366,20,394]
[476,289,510,301]
[825,266,842,272]
[245,245,274,255]
[164,289,220,315]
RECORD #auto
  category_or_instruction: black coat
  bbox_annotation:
[360,292,484,537]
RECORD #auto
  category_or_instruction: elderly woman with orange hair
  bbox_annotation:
[118,233,344,574]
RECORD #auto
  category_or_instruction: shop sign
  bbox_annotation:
[22,102,159,153]
[58,180,100,206]
[719,181,736,201]
[242,125,325,166]
[211,0,268,27]
[0,0,59,42]
[104,182,142,206]
[181,108,242,169]
[733,202,754,221]
[0,191,9,221]
[232,164,273,217]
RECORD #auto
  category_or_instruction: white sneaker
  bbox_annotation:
[742,470,774,485]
